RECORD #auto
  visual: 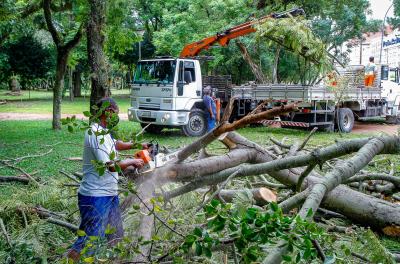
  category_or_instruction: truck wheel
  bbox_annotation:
[182,108,207,137]
[337,108,354,133]
[140,123,163,134]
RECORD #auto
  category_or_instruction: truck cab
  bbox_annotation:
[381,66,400,121]
[128,58,208,136]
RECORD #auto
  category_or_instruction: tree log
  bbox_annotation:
[0,176,30,184]
[217,188,277,205]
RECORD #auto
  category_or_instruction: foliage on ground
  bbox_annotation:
[1,120,400,262]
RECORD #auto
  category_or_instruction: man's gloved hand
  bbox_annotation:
[141,143,152,149]
[132,159,144,169]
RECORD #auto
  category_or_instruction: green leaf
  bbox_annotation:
[105,225,116,235]
[98,166,105,176]
[83,257,94,263]
[109,151,116,160]
[270,202,278,212]
[195,241,202,256]
[282,255,292,262]
[184,235,196,246]
[193,227,203,237]
[67,125,74,133]
[210,199,220,208]
[77,229,86,237]
[83,111,91,117]
[203,247,212,258]
[114,163,122,173]
[306,208,313,218]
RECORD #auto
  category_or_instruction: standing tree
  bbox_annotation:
[6,34,54,89]
[43,0,84,129]
[87,0,109,109]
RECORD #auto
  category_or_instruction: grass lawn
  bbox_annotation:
[0,120,384,184]
[0,89,131,114]
[1,120,399,261]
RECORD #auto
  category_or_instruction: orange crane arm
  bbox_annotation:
[180,8,305,58]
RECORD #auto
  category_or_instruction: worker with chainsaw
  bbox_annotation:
[364,56,377,87]
[67,98,148,262]
[203,86,219,131]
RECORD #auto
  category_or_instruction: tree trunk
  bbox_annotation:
[87,0,109,110]
[52,52,68,130]
[68,66,74,101]
[272,46,281,84]
[126,65,132,86]
[9,77,20,92]
[236,41,267,83]
[73,70,82,97]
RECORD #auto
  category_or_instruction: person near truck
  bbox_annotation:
[203,86,218,131]
[365,56,377,87]
[67,98,147,262]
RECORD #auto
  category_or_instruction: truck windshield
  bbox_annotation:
[134,60,176,84]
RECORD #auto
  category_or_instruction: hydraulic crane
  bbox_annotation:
[180,8,305,58]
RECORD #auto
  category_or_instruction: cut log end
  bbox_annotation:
[382,225,400,237]
[256,187,278,203]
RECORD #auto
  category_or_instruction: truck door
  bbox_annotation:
[176,60,199,109]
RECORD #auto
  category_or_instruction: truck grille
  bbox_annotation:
[139,103,160,110]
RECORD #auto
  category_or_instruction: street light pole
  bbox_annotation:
[136,29,145,61]
[139,41,142,61]
[379,2,394,64]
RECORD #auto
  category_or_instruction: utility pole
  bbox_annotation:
[379,3,394,64]
[359,38,363,64]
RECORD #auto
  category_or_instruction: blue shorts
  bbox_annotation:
[71,193,124,253]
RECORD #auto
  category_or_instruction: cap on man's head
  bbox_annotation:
[203,85,212,95]
[96,97,119,114]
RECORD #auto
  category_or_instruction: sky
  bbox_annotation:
[368,0,394,20]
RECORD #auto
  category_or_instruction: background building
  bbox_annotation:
[346,27,400,68]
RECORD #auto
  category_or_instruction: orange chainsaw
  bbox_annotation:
[134,141,179,173]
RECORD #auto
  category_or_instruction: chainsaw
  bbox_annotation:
[134,141,179,173]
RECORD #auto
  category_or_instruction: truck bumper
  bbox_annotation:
[128,107,190,126]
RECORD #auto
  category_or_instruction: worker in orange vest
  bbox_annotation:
[364,56,377,87]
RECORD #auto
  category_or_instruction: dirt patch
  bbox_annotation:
[1,113,398,135]
[0,113,128,121]
[352,121,398,135]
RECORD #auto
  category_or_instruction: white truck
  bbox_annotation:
[128,58,208,136]
[127,59,400,135]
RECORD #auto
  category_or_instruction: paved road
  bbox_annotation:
[0,113,398,135]
[0,113,129,121]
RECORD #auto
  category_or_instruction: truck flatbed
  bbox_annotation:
[231,84,382,103]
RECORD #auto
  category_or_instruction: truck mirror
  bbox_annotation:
[177,81,184,96]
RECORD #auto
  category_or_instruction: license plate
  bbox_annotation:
[141,111,151,117]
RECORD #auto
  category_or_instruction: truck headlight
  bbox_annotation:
[161,113,171,123]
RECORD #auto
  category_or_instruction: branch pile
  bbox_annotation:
[123,105,400,263]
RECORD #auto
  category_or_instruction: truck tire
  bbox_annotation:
[182,108,207,137]
[337,108,354,133]
[140,123,164,134]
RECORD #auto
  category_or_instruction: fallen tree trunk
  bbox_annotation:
[0,176,30,184]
